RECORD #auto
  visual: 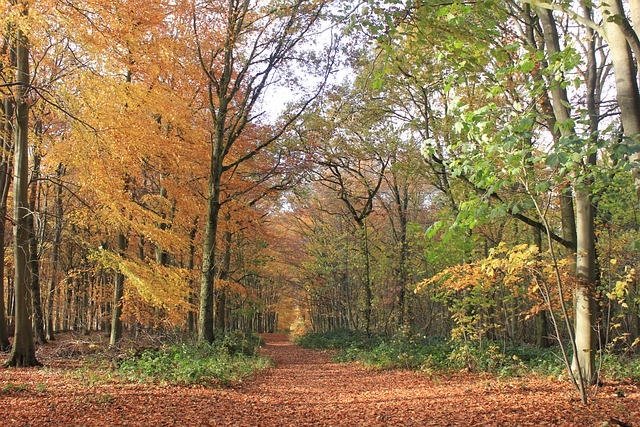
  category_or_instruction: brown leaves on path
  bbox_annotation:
[1,333,639,426]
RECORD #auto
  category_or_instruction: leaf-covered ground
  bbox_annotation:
[1,333,638,426]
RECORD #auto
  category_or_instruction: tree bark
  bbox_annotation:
[215,225,232,333]
[109,233,126,347]
[0,25,16,351]
[187,217,198,334]
[46,164,64,341]
[0,107,13,350]
[601,0,640,203]
[199,161,222,342]
[5,22,39,367]
[28,151,46,344]
[536,5,596,387]
[573,185,597,384]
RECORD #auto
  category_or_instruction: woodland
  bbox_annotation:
[1,0,640,422]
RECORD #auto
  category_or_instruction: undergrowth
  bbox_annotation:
[295,328,640,382]
[75,330,271,387]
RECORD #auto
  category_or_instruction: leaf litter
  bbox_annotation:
[0,333,638,426]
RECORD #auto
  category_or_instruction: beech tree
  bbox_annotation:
[192,0,334,342]
[0,3,15,351]
[5,0,39,367]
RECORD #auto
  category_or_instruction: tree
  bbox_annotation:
[4,0,39,367]
[0,6,16,351]
[524,0,640,203]
[193,0,333,342]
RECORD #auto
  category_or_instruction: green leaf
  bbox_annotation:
[519,59,535,73]
[546,153,560,167]
[570,152,583,163]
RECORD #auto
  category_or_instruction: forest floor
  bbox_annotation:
[0,332,639,426]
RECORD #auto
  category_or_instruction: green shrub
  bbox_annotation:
[295,328,569,377]
[114,330,271,386]
[294,329,375,350]
[600,352,640,382]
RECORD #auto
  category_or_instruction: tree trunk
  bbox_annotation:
[573,186,597,384]
[0,36,16,351]
[0,162,11,351]
[536,6,595,391]
[199,170,222,342]
[5,23,39,367]
[199,167,221,342]
[46,164,64,341]
[533,227,550,348]
[187,217,198,334]
[109,233,126,347]
[155,182,170,266]
[0,196,10,351]
[215,226,232,333]
[391,174,410,327]
[361,219,372,337]
[601,0,640,203]
[28,151,46,344]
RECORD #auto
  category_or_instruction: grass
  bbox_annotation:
[70,330,272,387]
[295,328,640,382]
[115,330,271,386]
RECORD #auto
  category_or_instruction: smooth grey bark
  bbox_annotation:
[0,97,13,351]
[215,223,232,333]
[199,159,222,342]
[46,164,64,341]
[5,23,39,367]
[601,0,640,203]
[391,174,410,327]
[536,6,596,392]
[187,217,198,334]
[0,164,10,351]
[28,151,46,344]
[109,233,126,347]
[0,23,16,351]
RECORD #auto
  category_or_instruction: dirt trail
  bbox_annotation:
[1,333,639,426]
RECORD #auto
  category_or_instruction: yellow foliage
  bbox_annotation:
[98,249,194,319]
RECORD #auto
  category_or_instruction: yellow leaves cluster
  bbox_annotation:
[96,248,195,325]
[606,265,636,306]
[415,243,542,296]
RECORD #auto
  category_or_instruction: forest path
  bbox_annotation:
[186,333,636,426]
[2,333,639,426]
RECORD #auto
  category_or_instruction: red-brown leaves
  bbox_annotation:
[1,333,638,426]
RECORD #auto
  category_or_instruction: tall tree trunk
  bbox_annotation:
[0,116,13,350]
[109,233,126,347]
[601,0,640,203]
[5,21,39,367]
[360,219,373,337]
[187,217,198,334]
[574,185,597,384]
[199,167,222,342]
[155,182,170,266]
[0,189,10,350]
[391,173,410,328]
[46,164,64,341]
[533,226,550,348]
[536,6,595,390]
[28,151,46,344]
[215,225,232,333]
[0,27,16,351]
